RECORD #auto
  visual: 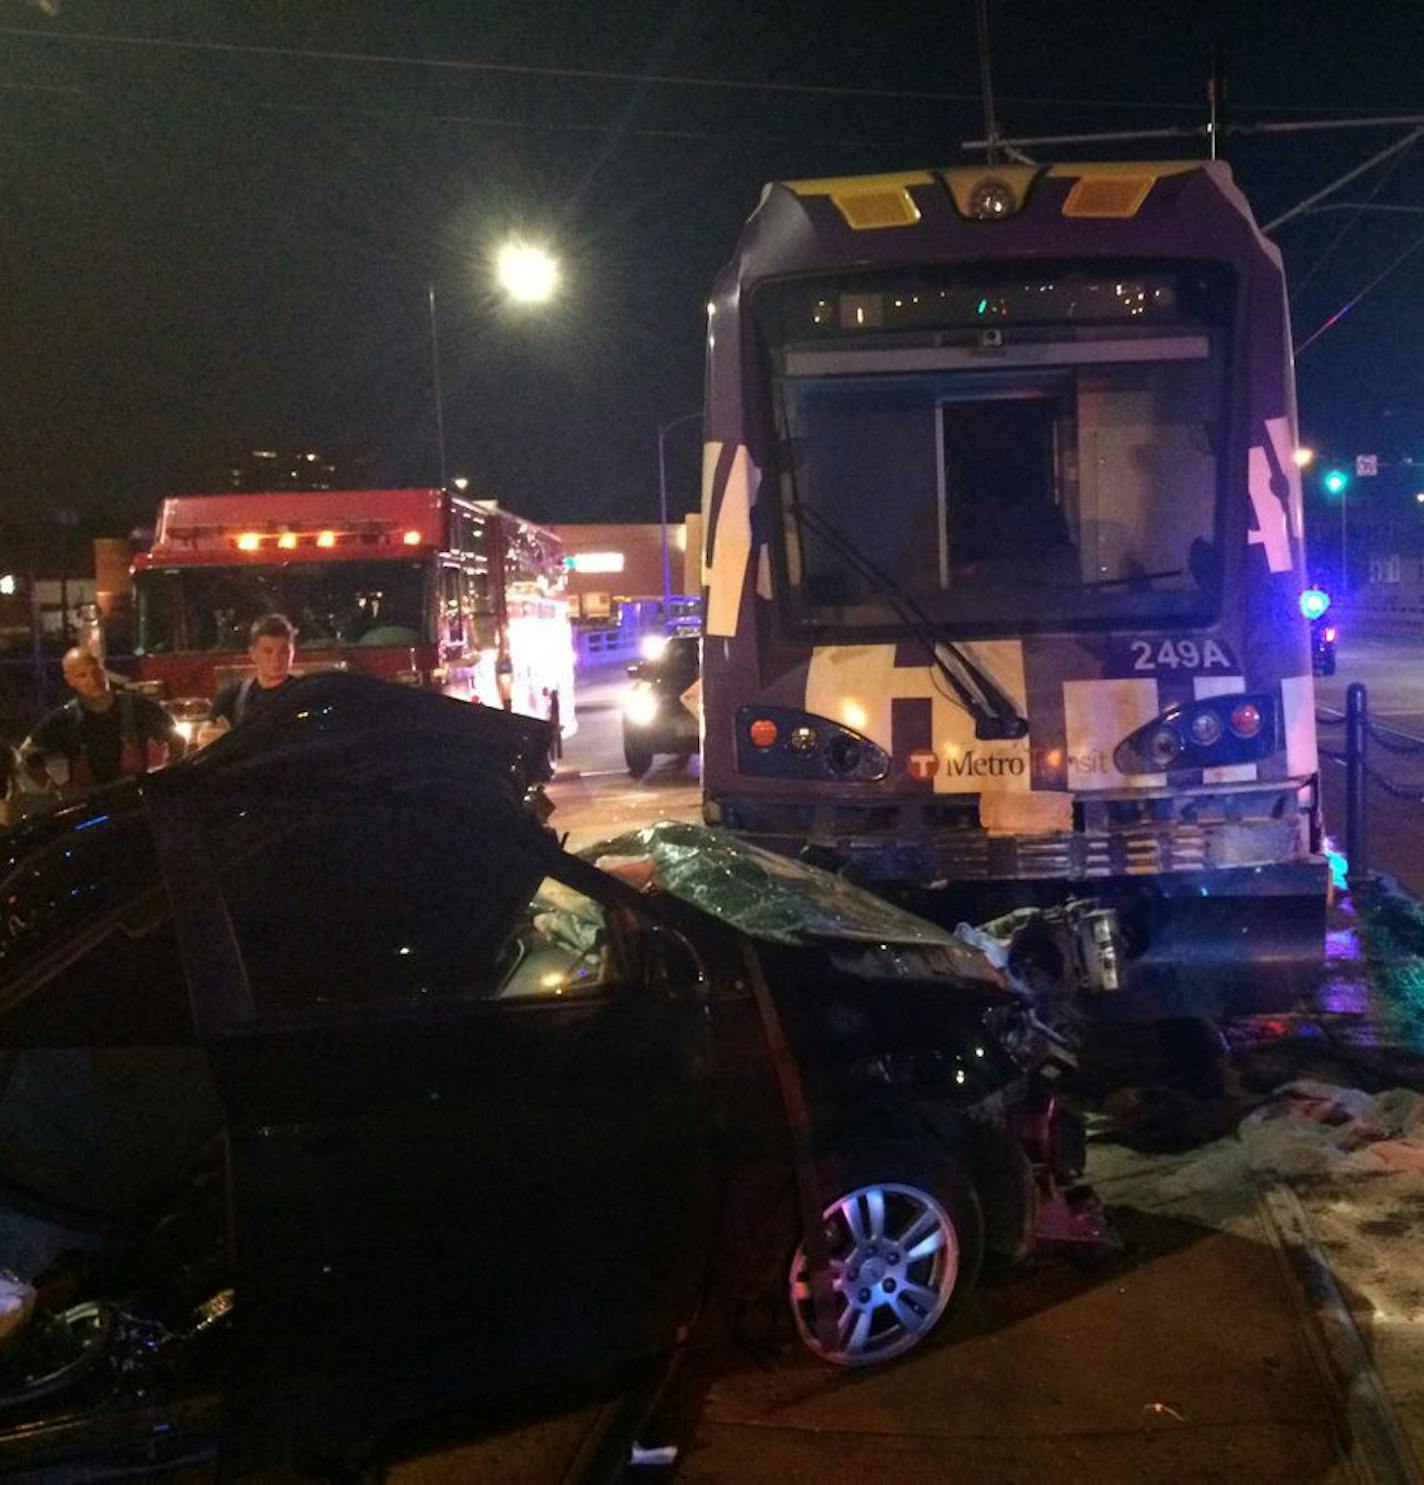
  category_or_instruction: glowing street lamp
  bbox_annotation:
[1292,446,1315,469]
[495,240,560,304]
[428,237,561,489]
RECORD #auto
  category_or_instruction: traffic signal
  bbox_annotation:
[1322,468,1350,496]
[1299,588,1331,620]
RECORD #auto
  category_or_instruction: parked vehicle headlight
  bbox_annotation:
[624,683,659,727]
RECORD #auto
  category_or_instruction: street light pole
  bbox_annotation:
[426,242,558,495]
[1341,488,1348,595]
[657,411,702,627]
[427,284,449,491]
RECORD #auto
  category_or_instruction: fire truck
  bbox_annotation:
[131,488,574,745]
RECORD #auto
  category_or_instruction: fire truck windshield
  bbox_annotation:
[135,560,431,654]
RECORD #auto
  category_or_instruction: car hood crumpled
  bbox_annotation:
[587,820,1001,982]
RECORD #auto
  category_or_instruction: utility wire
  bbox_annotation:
[255,97,915,148]
[5,24,1424,117]
[1292,139,1417,299]
[1294,222,1424,356]
[0,78,81,94]
[1263,126,1424,233]
[0,24,1077,104]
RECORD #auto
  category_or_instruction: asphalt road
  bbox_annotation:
[1315,628,1424,898]
[547,668,702,850]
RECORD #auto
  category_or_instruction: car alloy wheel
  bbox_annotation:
[788,1176,963,1366]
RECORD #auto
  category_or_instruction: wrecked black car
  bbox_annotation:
[0,673,1097,1476]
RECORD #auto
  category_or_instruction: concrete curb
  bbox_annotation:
[1256,1172,1424,1485]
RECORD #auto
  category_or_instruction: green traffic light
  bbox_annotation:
[1322,469,1349,496]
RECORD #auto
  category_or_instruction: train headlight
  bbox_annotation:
[827,734,863,774]
[1188,711,1223,747]
[1147,727,1181,768]
[967,177,1017,220]
[1114,692,1277,774]
[735,705,889,782]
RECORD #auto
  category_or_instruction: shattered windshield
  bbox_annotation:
[587,821,1000,981]
[756,265,1232,636]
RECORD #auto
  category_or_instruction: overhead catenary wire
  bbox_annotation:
[7,24,1424,118]
[1263,126,1424,234]
[963,113,1424,154]
[1294,221,1424,356]
[254,98,928,149]
[1289,145,1418,300]
[0,23,1132,106]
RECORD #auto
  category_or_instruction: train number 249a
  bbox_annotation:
[1130,638,1234,671]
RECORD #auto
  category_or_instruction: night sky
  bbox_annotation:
[6,0,1424,560]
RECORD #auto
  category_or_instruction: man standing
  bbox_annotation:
[207,613,298,733]
[21,648,183,797]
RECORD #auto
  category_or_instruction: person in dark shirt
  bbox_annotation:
[206,613,298,735]
[21,648,183,797]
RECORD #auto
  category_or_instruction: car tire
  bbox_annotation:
[624,738,653,778]
[787,1139,983,1367]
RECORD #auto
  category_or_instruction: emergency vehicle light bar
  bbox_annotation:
[160,523,429,553]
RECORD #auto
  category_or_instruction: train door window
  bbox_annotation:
[941,382,1076,591]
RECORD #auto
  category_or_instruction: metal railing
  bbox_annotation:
[1317,682,1424,893]
[575,626,645,666]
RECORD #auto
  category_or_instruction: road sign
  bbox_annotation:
[1356,454,1379,477]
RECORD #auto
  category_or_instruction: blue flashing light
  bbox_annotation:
[1299,588,1331,620]
[1322,469,1349,496]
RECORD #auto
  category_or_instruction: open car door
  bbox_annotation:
[144,680,719,1469]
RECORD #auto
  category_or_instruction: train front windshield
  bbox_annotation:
[759,265,1232,635]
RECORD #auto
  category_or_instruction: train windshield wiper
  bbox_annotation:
[789,498,1029,742]
[1075,567,1185,591]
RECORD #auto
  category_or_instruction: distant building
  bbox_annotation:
[551,520,701,620]
[186,441,378,494]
